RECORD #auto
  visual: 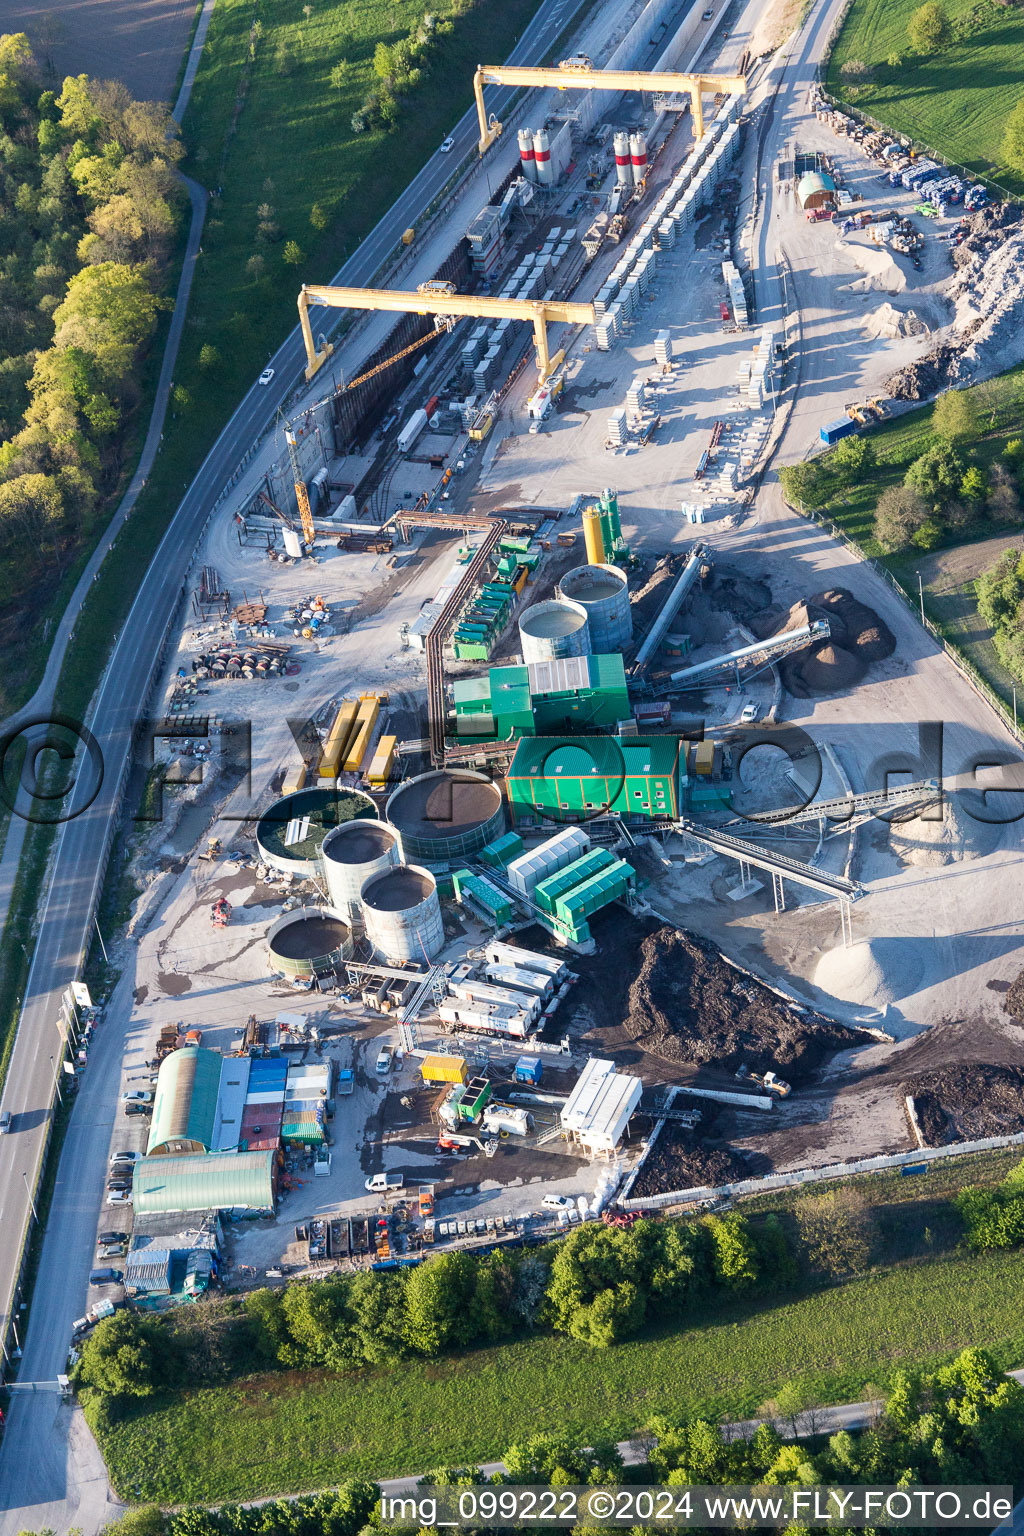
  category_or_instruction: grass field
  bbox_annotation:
[827,0,1024,194]
[92,1248,1024,1503]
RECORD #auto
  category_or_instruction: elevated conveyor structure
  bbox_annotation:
[675,817,863,942]
[631,543,709,677]
[664,621,830,691]
[724,779,942,834]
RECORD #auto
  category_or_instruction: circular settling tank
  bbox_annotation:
[266,905,354,980]
[557,563,633,653]
[320,820,401,924]
[360,865,444,964]
[386,769,504,863]
[256,787,376,876]
[518,598,591,664]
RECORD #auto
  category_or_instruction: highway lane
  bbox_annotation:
[0,0,591,1520]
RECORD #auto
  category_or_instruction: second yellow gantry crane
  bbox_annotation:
[297,280,595,384]
[473,57,746,152]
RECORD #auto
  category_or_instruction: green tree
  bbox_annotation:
[873,483,929,551]
[904,440,964,508]
[1002,98,1024,175]
[793,1186,875,1278]
[101,1507,167,1535]
[960,465,988,503]
[704,1212,759,1291]
[280,1277,353,1368]
[907,1,950,51]
[198,343,219,370]
[329,59,349,89]
[932,387,978,443]
[283,239,303,265]
[403,1252,478,1355]
[830,433,874,482]
[310,201,328,230]
[77,1311,165,1400]
[348,1269,409,1363]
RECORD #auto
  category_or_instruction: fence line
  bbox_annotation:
[619,1128,1024,1210]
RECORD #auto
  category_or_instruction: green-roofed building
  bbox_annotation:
[133,1151,278,1216]
[452,655,629,742]
[506,735,682,825]
[147,1046,223,1156]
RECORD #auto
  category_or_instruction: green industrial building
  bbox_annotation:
[133,1151,278,1216]
[147,1046,222,1157]
[506,735,683,825]
[453,655,629,742]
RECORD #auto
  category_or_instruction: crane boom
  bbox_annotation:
[297,282,595,382]
[473,61,746,151]
[284,428,316,548]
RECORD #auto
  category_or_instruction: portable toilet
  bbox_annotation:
[515,1055,543,1085]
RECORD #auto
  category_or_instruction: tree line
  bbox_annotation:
[0,34,180,637]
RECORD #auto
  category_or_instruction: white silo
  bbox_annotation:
[320,820,400,926]
[613,132,632,185]
[630,132,648,185]
[518,128,538,182]
[361,865,444,964]
[533,129,553,186]
[518,598,591,664]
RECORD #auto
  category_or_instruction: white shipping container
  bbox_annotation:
[484,940,568,982]
[398,408,428,453]
[485,963,554,1000]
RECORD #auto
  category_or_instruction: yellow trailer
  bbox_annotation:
[367,734,397,788]
[318,701,358,779]
[420,1054,468,1085]
[693,740,715,778]
[343,695,381,773]
[282,763,308,795]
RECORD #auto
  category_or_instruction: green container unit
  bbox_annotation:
[531,653,630,734]
[479,831,524,869]
[553,857,634,928]
[452,870,514,926]
[457,1076,492,1121]
[500,536,532,555]
[534,848,618,916]
[454,639,490,661]
[688,781,732,809]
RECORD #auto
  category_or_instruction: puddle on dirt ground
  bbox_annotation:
[133,985,149,1005]
[157,971,192,995]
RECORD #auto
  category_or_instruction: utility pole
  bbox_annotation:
[917,571,925,625]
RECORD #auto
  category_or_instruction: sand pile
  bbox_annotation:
[814,938,923,1008]
[846,242,906,296]
[624,925,853,1077]
[888,794,997,866]
[749,588,894,698]
[862,303,928,342]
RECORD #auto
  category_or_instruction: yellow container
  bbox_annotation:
[343,695,380,773]
[282,763,308,795]
[420,1054,468,1085]
[318,701,358,779]
[694,740,715,778]
[402,227,415,245]
[367,734,397,787]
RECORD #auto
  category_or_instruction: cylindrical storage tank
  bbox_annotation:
[361,865,444,964]
[583,504,605,566]
[518,598,591,664]
[267,905,353,981]
[386,768,505,863]
[600,486,621,548]
[256,787,377,877]
[613,132,632,185]
[533,130,552,186]
[630,132,648,185]
[558,562,633,652]
[320,820,401,925]
[518,127,537,182]
[282,526,303,560]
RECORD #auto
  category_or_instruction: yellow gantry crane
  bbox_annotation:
[473,57,747,153]
[297,280,594,384]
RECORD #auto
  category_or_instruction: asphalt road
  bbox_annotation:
[0,0,594,1523]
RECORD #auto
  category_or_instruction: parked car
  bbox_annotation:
[89,1268,122,1286]
[258,367,275,386]
[109,1150,138,1165]
[98,1230,128,1246]
[97,1243,126,1261]
[375,1046,393,1075]
[123,1102,152,1117]
[542,1193,574,1212]
[121,1090,152,1105]
[740,702,760,724]
[106,1188,131,1205]
[0,1110,10,1133]
[365,1172,404,1193]
[701,7,714,17]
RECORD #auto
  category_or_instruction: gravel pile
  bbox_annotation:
[630,1121,750,1197]
[814,938,923,1007]
[749,588,893,697]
